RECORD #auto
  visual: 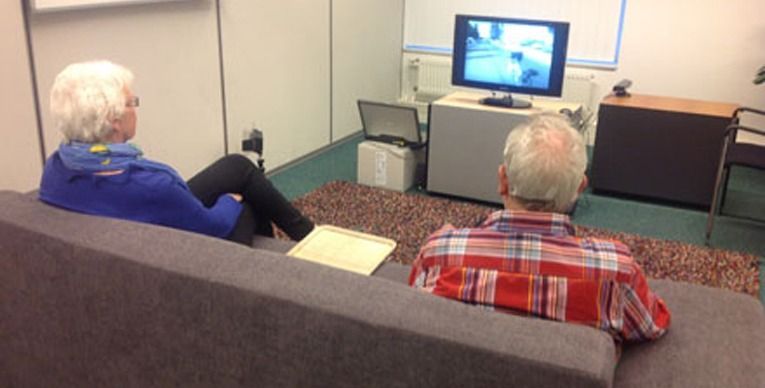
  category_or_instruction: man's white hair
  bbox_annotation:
[49,60,134,143]
[503,112,587,213]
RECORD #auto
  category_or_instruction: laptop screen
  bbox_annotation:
[357,100,422,146]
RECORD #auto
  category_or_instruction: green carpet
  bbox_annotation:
[287,180,759,296]
[269,132,765,303]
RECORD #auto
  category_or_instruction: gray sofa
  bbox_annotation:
[1,190,763,388]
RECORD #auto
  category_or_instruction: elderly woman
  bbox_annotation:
[39,60,313,243]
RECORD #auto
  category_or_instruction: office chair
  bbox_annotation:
[705,107,765,245]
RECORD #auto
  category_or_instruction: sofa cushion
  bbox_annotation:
[615,279,765,387]
[0,190,618,387]
[252,234,295,252]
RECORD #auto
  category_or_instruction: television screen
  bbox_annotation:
[452,15,570,108]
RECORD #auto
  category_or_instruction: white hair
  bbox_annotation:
[503,112,587,213]
[49,60,134,143]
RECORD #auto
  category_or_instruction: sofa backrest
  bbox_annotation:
[0,190,617,388]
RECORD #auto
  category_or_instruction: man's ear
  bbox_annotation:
[577,175,589,195]
[497,164,510,196]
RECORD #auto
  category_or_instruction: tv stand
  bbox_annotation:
[480,93,532,109]
[427,92,581,204]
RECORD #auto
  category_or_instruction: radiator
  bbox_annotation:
[411,57,453,99]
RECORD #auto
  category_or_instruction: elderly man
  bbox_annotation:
[409,113,670,343]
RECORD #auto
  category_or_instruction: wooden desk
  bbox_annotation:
[427,92,581,204]
[590,94,738,208]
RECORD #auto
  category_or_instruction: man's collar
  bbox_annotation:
[481,209,576,236]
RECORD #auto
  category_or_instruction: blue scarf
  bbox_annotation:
[57,141,185,184]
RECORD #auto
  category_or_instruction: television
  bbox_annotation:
[451,14,570,109]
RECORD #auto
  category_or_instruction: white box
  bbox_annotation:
[357,141,416,192]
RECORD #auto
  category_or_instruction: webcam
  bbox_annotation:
[242,128,263,155]
[612,79,632,97]
[242,128,265,171]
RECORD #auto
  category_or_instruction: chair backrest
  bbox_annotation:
[706,106,765,243]
[724,108,765,168]
[729,107,765,143]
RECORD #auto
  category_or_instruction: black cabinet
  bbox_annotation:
[591,94,737,208]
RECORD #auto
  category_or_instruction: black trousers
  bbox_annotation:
[186,154,314,245]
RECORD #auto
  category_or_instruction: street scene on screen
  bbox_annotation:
[464,21,554,89]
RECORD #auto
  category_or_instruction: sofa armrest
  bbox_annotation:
[615,279,765,387]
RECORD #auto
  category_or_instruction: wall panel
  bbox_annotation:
[220,0,331,169]
[0,1,43,191]
[331,0,404,140]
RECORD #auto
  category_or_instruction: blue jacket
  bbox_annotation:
[39,152,242,238]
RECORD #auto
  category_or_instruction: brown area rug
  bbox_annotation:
[279,181,760,297]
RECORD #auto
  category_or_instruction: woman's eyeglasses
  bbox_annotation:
[126,96,140,108]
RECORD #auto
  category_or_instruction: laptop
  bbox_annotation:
[357,100,426,149]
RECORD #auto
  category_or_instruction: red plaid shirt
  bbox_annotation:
[409,210,671,343]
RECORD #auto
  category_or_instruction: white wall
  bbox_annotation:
[331,0,404,140]
[219,0,331,169]
[0,1,44,192]
[587,0,764,110]
[220,0,404,168]
[28,0,225,179]
[402,0,765,126]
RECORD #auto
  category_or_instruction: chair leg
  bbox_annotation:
[719,165,733,212]
[706,155,730,246]
[704,185,719,246]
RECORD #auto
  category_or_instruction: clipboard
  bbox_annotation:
[286,225,396,276]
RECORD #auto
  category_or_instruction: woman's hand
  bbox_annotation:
[228,193,243,202]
